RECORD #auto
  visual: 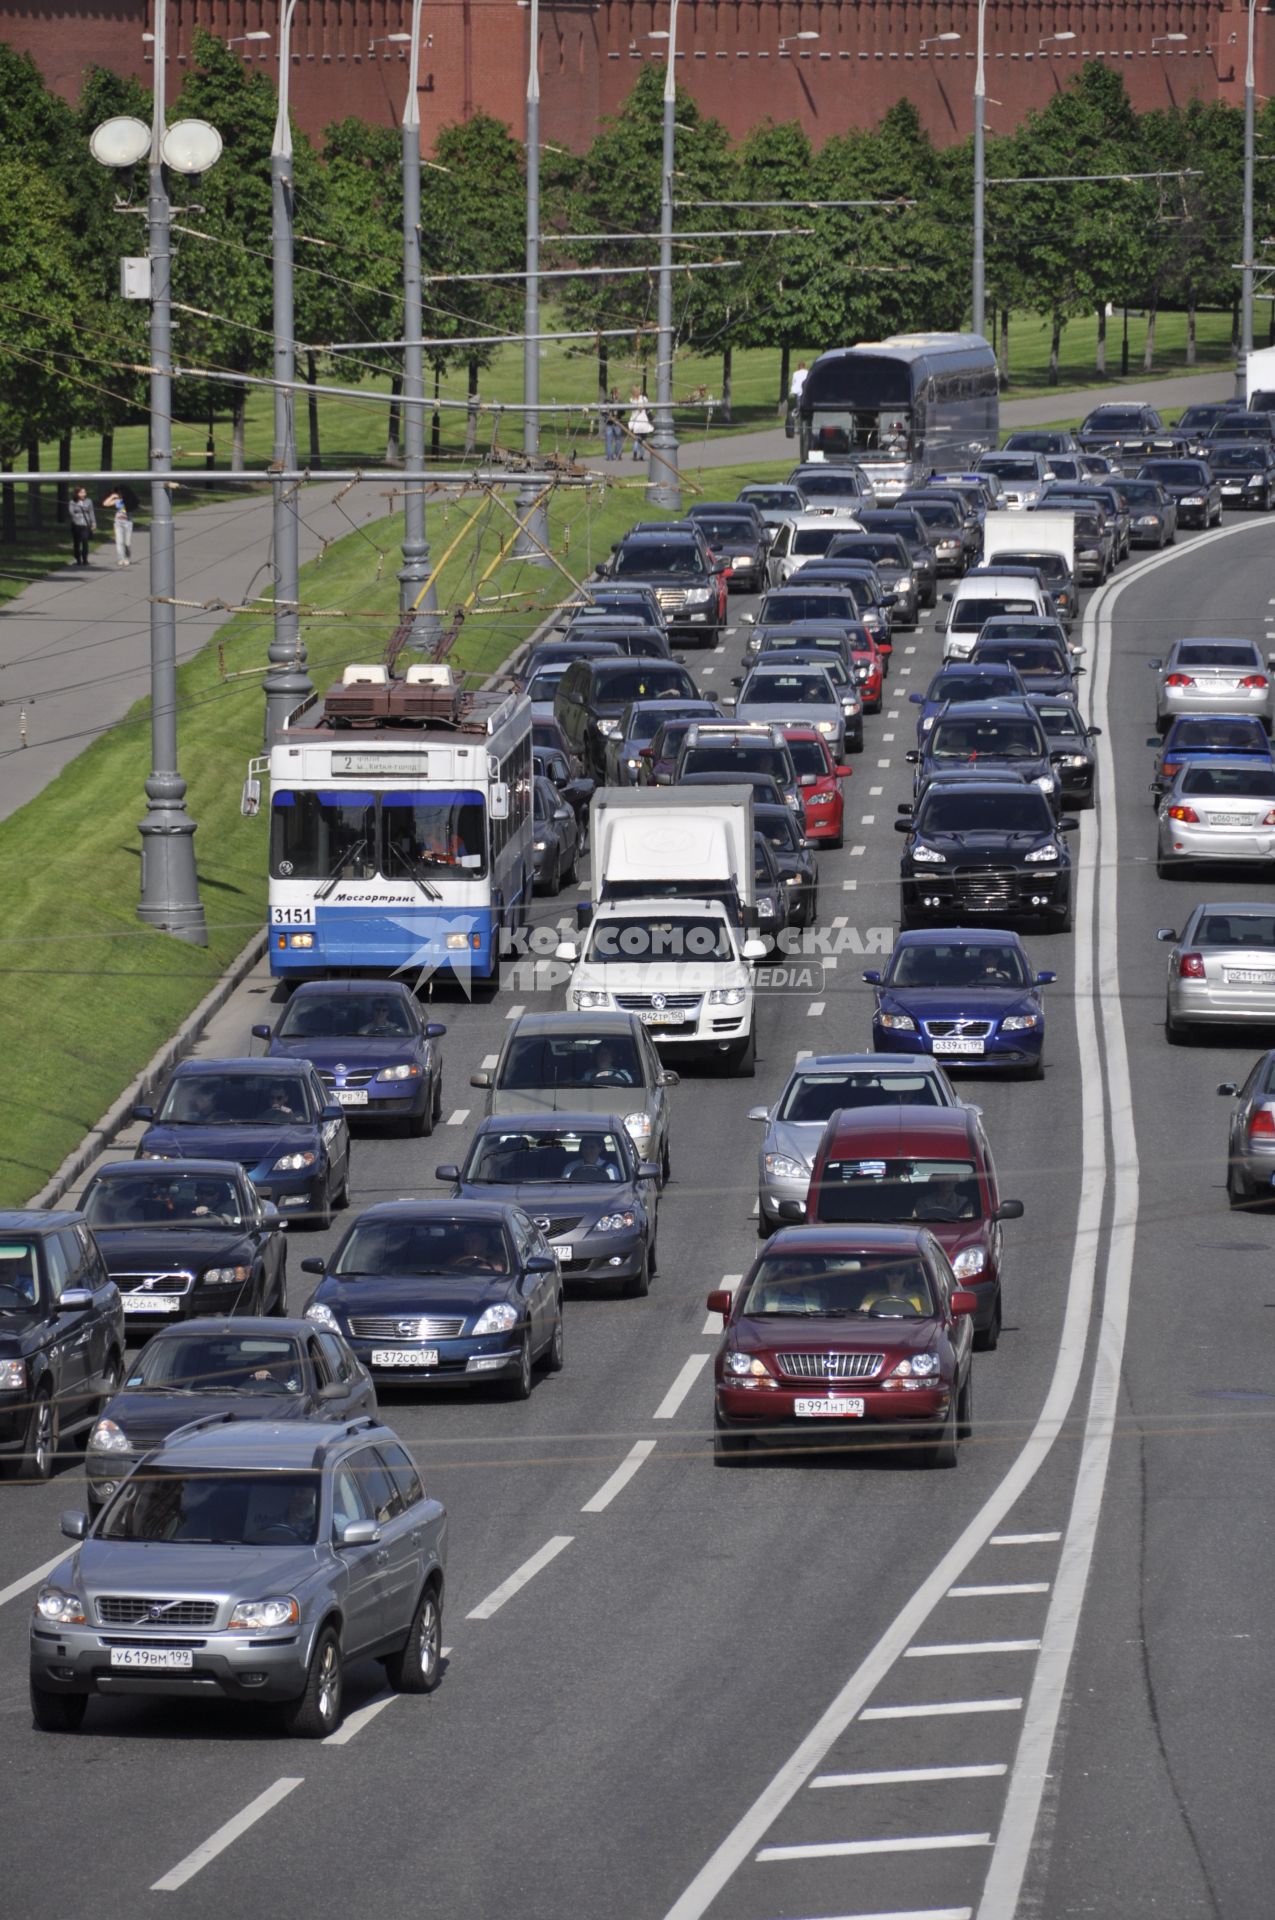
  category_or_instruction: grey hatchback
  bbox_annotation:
[30,1415,446,1738]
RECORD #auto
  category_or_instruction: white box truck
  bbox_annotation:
[981,509,1076,573]
[1246,345,1275,410]
[588,785,756,923]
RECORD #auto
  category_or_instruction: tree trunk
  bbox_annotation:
[463,356,480,456]
[306,350,321,468]
[1121,306,1130,377]
[386,373,403,465]
[56,430,71,523]
[1143,303,1158,373]
[598,338,608,407]
[26,439,41,529]
[206,399,216,470]
[1186,301,1197,366]
[101,428,114,473]
[1048,314,1062,386]
[721,343,733,424]
[231,390,246,471]
[1095,306,1107,377]
[998,307,1010,386]
[779,344,791,413]
[431,365,441,459]
[1,478,15,544]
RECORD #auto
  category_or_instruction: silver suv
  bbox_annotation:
[29,1415,446,1738]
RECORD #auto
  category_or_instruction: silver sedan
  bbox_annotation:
[1158,902,1275,1043]
[1156,760,1275,878]
[1217,1048,1275,1203]
[1149,638,1275,732]
[732,665,846,761]
[748,1052,963,1234]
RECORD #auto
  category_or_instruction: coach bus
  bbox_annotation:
[793,332,999,503]
[248,664,532,990]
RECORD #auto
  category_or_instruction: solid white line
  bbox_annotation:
[948,1583,1049,1598]
[581,1440,657,1513]
[465,1535,573,1620]
[759,1833,990,1863]
[808,1001,825,1016]
[860,1699,1022,1721]
[653,1353,710,1419]
[445,1108,470,1128]
[322,1691,398,1746]
[990,1532,1061,1546]
[504,1003,526,1021]
[905,1640,1041,1658]
[812,1765,1006,1789]
[151,1778,304,1891]
[0,1552,65,1611]
[703,1275,740,1335]
[761,1911,971,1920]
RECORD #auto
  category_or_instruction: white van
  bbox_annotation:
[940,572,1051,661]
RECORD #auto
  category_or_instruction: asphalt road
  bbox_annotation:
[1,501,1273,1919]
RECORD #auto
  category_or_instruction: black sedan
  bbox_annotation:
[532,774,580,895]
[0,1209,124,1481]
[756,801,819,927]
[686,503,769,593]
[1118,477,1178,548]
[754,829,789,936]
[534,742,595,836]
[135,1058,351,1229]
[79,1160,288,1329]
[1033,699,1102,809]
[896,778,1077,932]
[254,979,445,1137]
[302,1200,564,1399]
[1137,458,1223,529]
[83,1316,376,1511]
[436,1113,659,1296]
[1210,442,1275,511]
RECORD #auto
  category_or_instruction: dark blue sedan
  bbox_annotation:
[255,979,446,1135]
[910,662,1028,743]
[865,929,1055,1078]
[301,1200,564,1399]
[1149,713,1275,808]
[135,1059,351,1230]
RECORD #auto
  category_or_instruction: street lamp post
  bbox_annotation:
[392,5,444,642]
[972,0,987,337]
[513,0,552,563]
[646,1,681,510]
[262,0,313,741]
[1241,0,1258,399]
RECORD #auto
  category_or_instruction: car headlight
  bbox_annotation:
[533,838,549,851]
[1033,775,1057,793]
[473,1303,520,1334]
[228,1596,299,1630]
[137,1150,175,1161]
[625,756,642,770]
[879,1012,917,1031]
[623,1111,652,1144]
[0,1359,26,1391]
[1180,495,1205,506]
[814,719,836,734]
[596,718,621,738]
[936,538,959,551]
[758,899,776,919]
[764,1153,807,1180]
[684,587,713,604]
[887,1352,940,1378]
[1001,1013,1039,1031]
[1247,474,1264,487]
[573,989,612,1009]
[88,1418,131,1454]
[272,1151,317,1172]
[1078,547,1100,561]
[707,986,748,1006]
[1058,753,1088,768]
[1137,515,1161,526]
[596,1211,637,1232]
[376,1064,421,1082]
[725,1350,772,1378]
[895,574,913,591]
[911,842,945,864]
[783,873,802,886]
[952,1247,987,1278]
[1025,843,1059,862]
[304,1302,338,1329]
[35,1587,86,1625]
[202,1264,251,1286]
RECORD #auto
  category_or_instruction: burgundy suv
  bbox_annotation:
[783,1105,1023,1350]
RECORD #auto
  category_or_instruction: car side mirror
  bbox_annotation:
[1217,1081,1239,1096]
[658,1070,680,1087]
[951,1288,979,1318]
[776,1199,805,1222]
[262,1203,282,1227]
[799,772,817,788]
[893,816,912,833]
[57,1289,94,1313]
[1156,927,1179,941]
[425,1022,447,1038]
[1035,971,1057,985]
[300,1257,326,1274]
[1058,817,1080,833]
[555,940,579,962]
[251,1023,272,1041]
[133,1104,154,1122]
[995,1198,1025,1221]
[862,969,882,984]
[337,1519,382,1548]
[321,1103,345,1123]
[741,613,755,625]
[553,807,573,822]
[60,1510,88,1541]
[905,749,920,763]
[638,1161,661,1181]
[747,1105,769,1122]
[909,691,924,704]
[469,1069,494,1088]
[317,1381,347,1402]
[1147,658,1163,670]
[1088,725,1102,737]
[941,591,952,602]
[705,1288,734,1320]
[527,1253,557,1273]
[434,1164,460,1183]
[835,765,854,779]
[731,675,743,688]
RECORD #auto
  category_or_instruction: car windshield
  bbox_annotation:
[158,1074,312,1126]
[465,1128,627,1184]
[760,631,850,655]
[817,1157,982,1224]
[975,644,1066,676]
[778,1072,945,1122]
[742,487,802,508]
[0,1240,40,1309]
[1086,409,1146,430]
[595,666,695,703]
[650,721,696,760]
[526,667,568,702]
[784,737,831,777]
[500,1035,645,1090]
[995,553,1066,580]
[930,718,1045,760]
[1194,912,1275,947]
[796,473,863,497]
[694,516,754,543]
[889,943,1030,988]
[789,527,842,557]
[741,1252,936,1317]
[744,673,834,705]
[1212,446,1266,467]
[99,1469,322,1544]
[829,538,907,565]
[952,598,1038,628]
[624,705,690,745]
[1179,766,1275,797]
[1145,463,1207,484]
[763,592,859,623]
[1117,481,1163,505]
[333,1217,511,1276]
[125,1335,305,1394]
[1175,644,1259,668]
[906,500,962,531]
[681,745,791,781]
[918,791,1054,834]
[979,621,1064,643]
[585,916,735,963]
[613,542,705,578]
[927,671,1015,703]
[979,456,1041,480]
[1169,718,1268,751]
[83,1176,242,1228]
[277,992,414,1040]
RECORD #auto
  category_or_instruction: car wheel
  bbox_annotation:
[505,1331,533,1401]
[729,1027,757,1078]
[1155,855,1177,880]
[384,1581,443,1694]
[1050,897,1073,935]
[829,830,844,850]
[973,1294,1001,1353]
[661,1136,671,1186]
[848,729,865,754]
[1164,1005,1193,1046]
[757,1205,776,1239]
[95,1351,122,1424]
[19,1390,57,1482]
[432,1074,443,1125]
[310,1182,333,1234]
[563,843,578,886]
[713,1420,749,1467]
[919,1397,959,1468]
[543,1302,566,1367]
[626,1245,651,1298]
[30,1684,87,1733]
[1227,1158,1255,1207]
[271,1258,288,1314]
[1022,1055,1044,1081]
[957,1368,974,1441]
[281,1625,344,1739]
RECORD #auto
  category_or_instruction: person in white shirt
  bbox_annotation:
[789,361,809,402]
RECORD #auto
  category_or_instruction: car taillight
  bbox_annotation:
[1248,1107,1275,1139]
[1178,951,1206,978]
[1240,675,1268,689]
[1161,761,1180,777]
[1262,809,1275,826]
[1167,804,1200,823]
[1165,673,1195,688]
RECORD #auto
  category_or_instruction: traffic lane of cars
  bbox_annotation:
[1030,512,1275,1920]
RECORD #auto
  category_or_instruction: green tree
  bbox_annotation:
[0,157,84,538]
[71,66,153,470]
[433,114,526,454]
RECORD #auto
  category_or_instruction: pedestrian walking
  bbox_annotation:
[102,490,132,567]
[627,387,652,462]
[602,389,624,462]
[789,360,809,403]
[68,487,96,567]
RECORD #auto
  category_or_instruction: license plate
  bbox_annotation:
[550,1243,574,1262]
[1225,968,1275,984]
[122,1294,179,1312]
[932,1037,985,1055]
[1209,812,1254,825]
[333,1089,369,1106]
[371,1348,439,1368]
[109,1647,194,1670]
[794,1397,865,1418]
[640,1010,687,1026]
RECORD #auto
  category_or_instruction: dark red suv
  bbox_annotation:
[785,1105,1022,1350]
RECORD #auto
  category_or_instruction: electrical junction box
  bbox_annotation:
[121,257,151,300]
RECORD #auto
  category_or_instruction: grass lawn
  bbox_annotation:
[999,307,1238,392]
[0,454,790,1207]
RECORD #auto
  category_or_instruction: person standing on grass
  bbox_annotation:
[627,387,652,461]
[68,488,95,567]
[102,490,132,568]
[602,389,624,462]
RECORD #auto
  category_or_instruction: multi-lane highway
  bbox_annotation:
[3,510,1274,1920]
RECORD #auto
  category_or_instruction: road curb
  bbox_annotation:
[26,930,268,1210]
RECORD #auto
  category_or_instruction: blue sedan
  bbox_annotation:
[909,662,1028,743]
[1148,713,1275,808]
[254,980,445,1135]
[865,929,1055,1079]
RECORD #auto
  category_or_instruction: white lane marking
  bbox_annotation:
[877,757,891,767]
[445,1108,470,1128]
[904,644,917,653]
[759,1834,990,1863]
[991,1531,1061,1546]
[850,844,866,856]
[465,1535,573,1620]
[905,1640,1041,1658]
[653,1353,711,1420]
[861,1698,1023,1720]
[900,666,912,674]
[883,731,896,740]
[795,1048,813,1061]
[577,880,590,892]
[702,665,716,675]
[504,1004,526,1021]
[323,1691,398,1746]
[887,708,900,718]
[481,1053,499,1069]
[842,878,858,890]
[832,915,848,928]
[860,814,876,825]
[823,956,838,971]
[808,1001,825,1017]
[757,1911,972,1920]
[702,1275,740,1336]
[581,1440,657,1513]
[812,1764,1007,1789]
[151,1778,304,1891]
[948,1583,1049,1598]
[870,786,883,796]
[0,1552,65,1610]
